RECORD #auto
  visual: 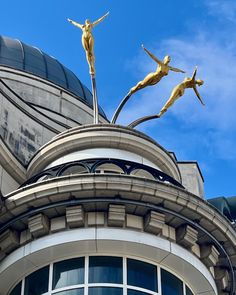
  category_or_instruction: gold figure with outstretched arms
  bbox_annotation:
[68,12,109,75]
[111,45,185,124]
[158,67,205,117]
[128,45,185,96]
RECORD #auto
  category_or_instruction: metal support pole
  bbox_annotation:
[128,114,160,128]
[91,74,99,124]
[111,93,131,124]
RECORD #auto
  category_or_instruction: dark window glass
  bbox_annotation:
[127,258,157,292]
[127,289,149,295]
[53,257,84,289]
[9,281,22,295]
[89,256,122,284]
[24,265,49,295]
[89,287,122,295]
[55,288,84,295]
[161,269,183,295]
[186,286,194,295]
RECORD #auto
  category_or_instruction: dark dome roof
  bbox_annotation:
[0,35,106,117]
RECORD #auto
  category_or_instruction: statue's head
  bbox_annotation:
[85,19,91,25]
[164,55,171,64]
[196,79,204,86]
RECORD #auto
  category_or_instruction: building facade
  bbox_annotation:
[0,36,235,295]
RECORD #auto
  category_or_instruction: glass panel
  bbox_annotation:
[55,288,84,295]
[89,287,122,295]
[89,256,122,284]
[36,174,53,182]
[128,290,149,295]
[95,163,124,174]
[161,269,183,295]
[130,169,155,180]
[24,265,49,295]
[186,286,194,295]
[9,281,22,295]
[60,165,88,176]
[127,258,157,292]
[53,257,84,289]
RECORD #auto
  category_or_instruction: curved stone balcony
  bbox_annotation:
[27,124,182,182]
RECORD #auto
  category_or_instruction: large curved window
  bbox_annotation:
[89,256,122,284]
[127,258,157,292]
[24,265,49,295]
[9,256,194,295]
[161,269,183,295]
[53,257,85,289]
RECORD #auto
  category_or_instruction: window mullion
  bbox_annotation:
[21,279,25,295]
[123,257,127,295]
[85,255,89,295]
[48,263,53,294]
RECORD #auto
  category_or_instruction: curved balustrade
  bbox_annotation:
[21,158,184,189]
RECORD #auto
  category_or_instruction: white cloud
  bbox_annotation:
[205,0,236,22]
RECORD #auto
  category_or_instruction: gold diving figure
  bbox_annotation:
[128,45,185,96]
[68,12,109,75]
[158,67,205,117]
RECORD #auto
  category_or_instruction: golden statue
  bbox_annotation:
[128,45,185,96]
[158,67,205,117]
[68,12,109,75]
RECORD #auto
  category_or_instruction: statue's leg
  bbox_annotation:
[88,37,95,74]
[129,81,145,95]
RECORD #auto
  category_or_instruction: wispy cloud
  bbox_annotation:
[205,0,236,22]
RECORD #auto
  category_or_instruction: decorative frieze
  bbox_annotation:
[200,245,220,267]
[51,216,66,233]
[144,211,165,235]
[126,214,143,230]
[108,204,125,227]
[20,229,32,245]
[215,267,229,292]
[0,229,19,254]
[66,205,84,228]
[28,213,49,238]
[176,225,198,248]
[87,212,105,226]
[162,224,176,241]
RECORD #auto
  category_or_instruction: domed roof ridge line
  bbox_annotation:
[35,46,49,79]
[70,68,87,101]
[16,39,25,70]
[54,56,69,89]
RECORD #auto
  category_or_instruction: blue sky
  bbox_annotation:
[1,0,236,198]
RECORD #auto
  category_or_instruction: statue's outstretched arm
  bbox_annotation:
[92,12,109,27]
[169,66,185,73]
[191,67,197,80]
[193,85,205,105]
[142,45,162,65]
[67,18,83,29]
